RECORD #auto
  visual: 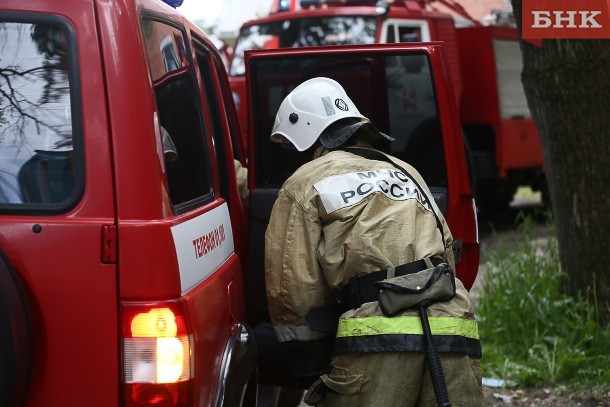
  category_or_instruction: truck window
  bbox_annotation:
[0,17,82,210]
[141,18,213,213]
[386,54,445,186]
[382,20,431,43]
[398,26,422,42]
[250,52,446,189]
[192,37,232,203]
[212,56,242,163]
[230,16,377,76]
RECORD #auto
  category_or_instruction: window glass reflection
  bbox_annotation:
[0,22,75,205]
[230,16,377,76]
[141,19,213,211]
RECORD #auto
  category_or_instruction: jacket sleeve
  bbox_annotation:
[264,188,335,377]
[233,159,249,211]
[441,217,456,270]
[265,187,335,338]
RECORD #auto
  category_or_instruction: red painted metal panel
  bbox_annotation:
[97,0,173,221]
[430,45,479,288]
[495,119,544,176]
[455,26,501,124]
[1,222,119,407]
[183,254,244,406]
[430,18,463,105]
[1,0,119,404]
[230,76,249,157]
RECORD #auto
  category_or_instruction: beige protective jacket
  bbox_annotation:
[265,147,479,358]
[234,159,249,211]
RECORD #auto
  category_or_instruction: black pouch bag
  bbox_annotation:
[375,260,456,316]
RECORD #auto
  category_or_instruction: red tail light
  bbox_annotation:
[122,301,193,407]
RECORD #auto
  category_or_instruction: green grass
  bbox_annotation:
[476,213,610,399]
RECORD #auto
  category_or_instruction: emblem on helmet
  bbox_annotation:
[335,98,349,111]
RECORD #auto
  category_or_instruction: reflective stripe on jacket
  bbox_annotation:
[334,283,482,357]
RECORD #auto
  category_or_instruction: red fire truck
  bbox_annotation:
[1,0,478,405]
[229,0,547,210]
[0,0,255,405]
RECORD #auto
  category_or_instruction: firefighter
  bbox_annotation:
[264,77,483,406]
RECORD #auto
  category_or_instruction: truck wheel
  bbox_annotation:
[0,249,33,407]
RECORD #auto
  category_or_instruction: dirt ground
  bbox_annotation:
[483,386,610,406]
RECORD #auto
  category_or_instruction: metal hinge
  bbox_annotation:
[102,225,118,264]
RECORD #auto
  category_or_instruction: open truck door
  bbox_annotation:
[243,43,480,387]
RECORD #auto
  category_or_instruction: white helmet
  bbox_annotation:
[270,77,369,151]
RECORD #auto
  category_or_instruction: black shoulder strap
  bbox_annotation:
[344,147,446,248]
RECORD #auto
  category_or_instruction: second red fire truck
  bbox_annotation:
[229,0,547,211]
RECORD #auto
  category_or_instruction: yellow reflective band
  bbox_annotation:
[336,316,479,340]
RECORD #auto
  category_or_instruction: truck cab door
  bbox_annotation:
[244,42,480,379]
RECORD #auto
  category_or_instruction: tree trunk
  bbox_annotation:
[511,0,610,319]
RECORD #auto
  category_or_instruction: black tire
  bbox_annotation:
[0,248,33,407]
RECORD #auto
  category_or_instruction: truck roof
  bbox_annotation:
[241,2,457,28]
[261,0,478,25]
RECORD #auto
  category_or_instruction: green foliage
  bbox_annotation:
[477,212,610,397]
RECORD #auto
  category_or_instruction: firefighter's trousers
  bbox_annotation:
[305,350,483,406]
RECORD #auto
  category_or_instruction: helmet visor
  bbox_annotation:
[319,118,394,149]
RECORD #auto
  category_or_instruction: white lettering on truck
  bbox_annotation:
[171,203,234,294]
